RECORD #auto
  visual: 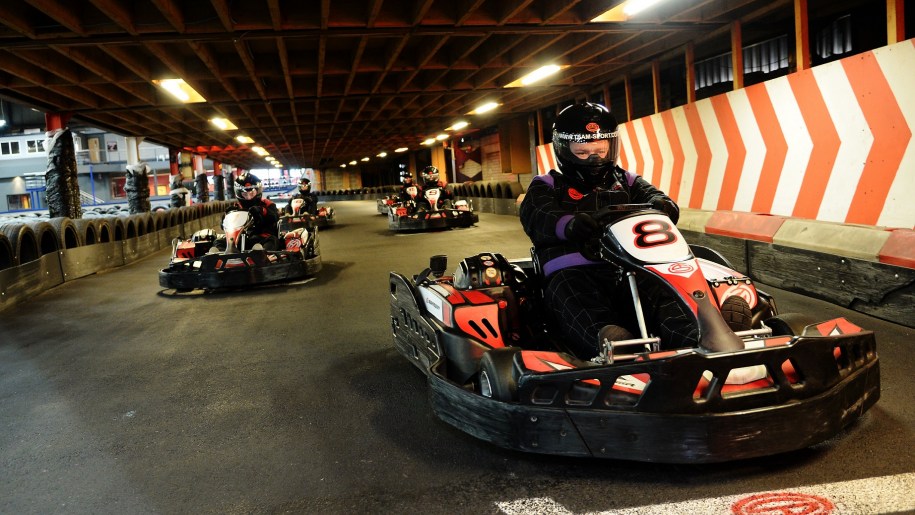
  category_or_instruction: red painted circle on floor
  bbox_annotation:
[732,492,834,514]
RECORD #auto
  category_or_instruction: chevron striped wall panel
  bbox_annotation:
[537,39,915,230]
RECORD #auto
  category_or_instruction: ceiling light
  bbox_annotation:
[421,138,435,146]
[153,79,206,103]
[251,146,268,156]
[236,135,254,144]
[361,157,370,162]
[447,121,469,131]
[395,147,408,153]
[377,151,387,158]
[624,0,664,16]
[0,120,6,128]
[468,102,499,115]
[349,160,357,165]
[591,0,668,21]
[340,164,347,168]
[504,65,564,88]
[435,134,449,141]
[209,117,237,131]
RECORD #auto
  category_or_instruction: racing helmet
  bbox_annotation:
[421,165,439,184]
[234,173,263,206]
[298,177,311,193]
[552,102,620,188]
[402,175,414,185]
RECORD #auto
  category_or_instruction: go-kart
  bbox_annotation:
[389,204,879,463]
[388,186,478,232]
[159,209,321,291]
[311,204,336,229]
[377,195,397,215]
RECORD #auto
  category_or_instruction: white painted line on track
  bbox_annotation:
[496,472,915,515]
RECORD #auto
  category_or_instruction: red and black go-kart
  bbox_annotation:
[159,209,321,291]
[388,185,478,232]
[377,195,397,215]
[311,204,336,229]
[389,204,879,463]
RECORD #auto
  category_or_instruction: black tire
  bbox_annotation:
[765,313,819,336]
[478,348,520,402]
[720,295,753,332]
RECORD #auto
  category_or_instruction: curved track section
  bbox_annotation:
[1,201,912,514]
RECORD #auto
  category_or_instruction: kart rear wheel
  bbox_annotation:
[766,313,818,336]
[478,348,519,402]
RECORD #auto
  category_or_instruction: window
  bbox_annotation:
[815,15,852,60]
[1,141,21,155]
[26,139,45,153]
[7,194,30,210]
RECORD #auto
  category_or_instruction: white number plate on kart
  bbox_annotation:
[609,213,691,264]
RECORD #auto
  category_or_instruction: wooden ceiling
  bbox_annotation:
[0,0,791,170]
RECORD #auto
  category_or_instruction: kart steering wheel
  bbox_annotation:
[580,203,654,261]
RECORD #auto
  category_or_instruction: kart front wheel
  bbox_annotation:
[478,348,520,402]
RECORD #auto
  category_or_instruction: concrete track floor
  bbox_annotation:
[1,201,913,514]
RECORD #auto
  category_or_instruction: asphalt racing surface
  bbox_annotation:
[1,201,913,514]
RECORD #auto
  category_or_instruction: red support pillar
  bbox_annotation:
[45,112,72,131]
[169,148,180,176]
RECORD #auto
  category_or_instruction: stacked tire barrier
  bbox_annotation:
[0,201,233,312]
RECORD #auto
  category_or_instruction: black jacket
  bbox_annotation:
[283,192,318,215]
[232,198,280,237]
[519,166,678,277]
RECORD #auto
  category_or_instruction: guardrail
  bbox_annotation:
[0,201,233,312]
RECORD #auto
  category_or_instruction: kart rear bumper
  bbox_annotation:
[426,353,879,463]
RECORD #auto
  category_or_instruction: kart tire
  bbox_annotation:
[765,313,819,336]
[720,295,753,332]
[478,348,520,402]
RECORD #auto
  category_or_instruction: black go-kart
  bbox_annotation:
[388,185,478,232]
[389,204,879,463]
[159,209,321,291]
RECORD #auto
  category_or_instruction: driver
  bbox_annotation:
[519,102,687,359]
[284,177,318,215]
[398,174,421,204]
[418,165,453,209]
[228,172,280,250]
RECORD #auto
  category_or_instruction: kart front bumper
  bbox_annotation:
[159,250,321,290]
[424,334,880,463]
[388,211,477,231]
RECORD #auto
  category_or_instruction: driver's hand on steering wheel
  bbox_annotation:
[651,198,679,223]
[564,212,601,243]
[248,206,264,224]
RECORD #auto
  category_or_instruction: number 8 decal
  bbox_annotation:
[633,219,677,248]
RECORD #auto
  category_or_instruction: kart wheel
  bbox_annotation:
[720,295,753,332]
[766,313,818,336]
[478,348,519,402]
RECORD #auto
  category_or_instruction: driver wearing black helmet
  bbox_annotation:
[519,102,689,359]
[284,177,318,215]
[223,172,280,250]
[418,165,453,210]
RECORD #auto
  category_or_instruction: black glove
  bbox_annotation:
[564,212,601,242]
[651,198,679,223]
[248,206,263,223]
